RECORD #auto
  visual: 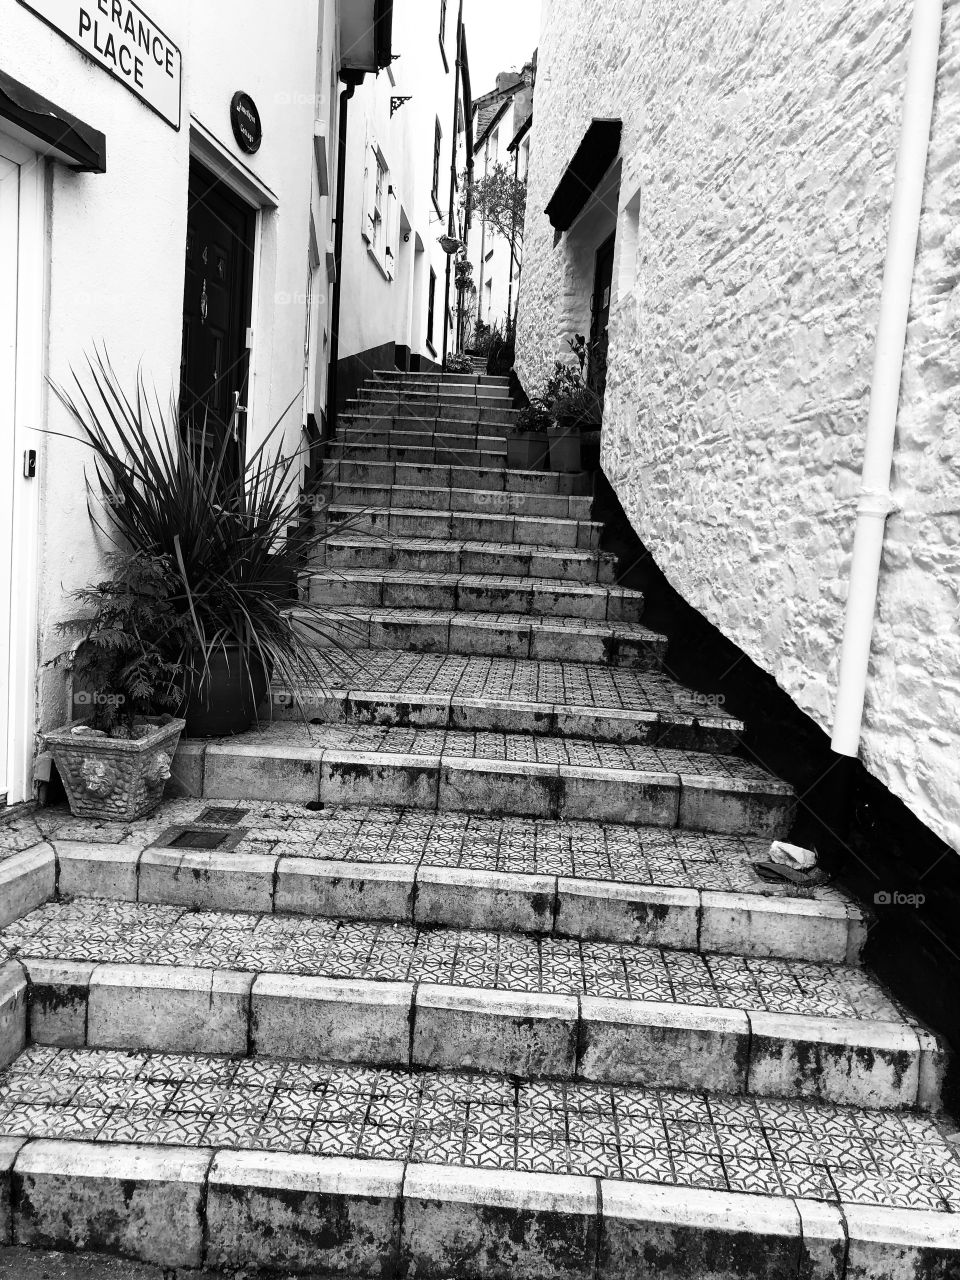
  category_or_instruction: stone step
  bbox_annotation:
[346,396,520,425]
[373,369,512,391]
[320,480,593,518]
[328,439,507,468]
[324,503,603,551]
[313,534,617,585]
[338,422,511,450]
[268,650,742,751]
[185,722,796,836]
[306,569,645,621]
[290,605,666,667]
[1,902,939,1107]
[361,386,515,408]
[341,409,517,438]
[38,800,866,963]
[321,456,593,495]
[1,1047,959,1280]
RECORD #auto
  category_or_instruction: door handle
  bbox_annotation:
[230,391,248,441]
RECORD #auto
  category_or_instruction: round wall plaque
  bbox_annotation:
[230,91,262,154]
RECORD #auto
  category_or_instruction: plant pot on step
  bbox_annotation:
[548,426,582,473]
[507,431,549,471]
[45,715,186,821]
[181,645,270,737]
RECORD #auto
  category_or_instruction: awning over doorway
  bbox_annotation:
[0,70,106,172]
[544,118,621,232]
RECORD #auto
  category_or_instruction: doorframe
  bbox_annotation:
[189,120,278,456]
[1,132,45,806]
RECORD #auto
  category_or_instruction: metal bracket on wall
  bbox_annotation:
[390,95,412,117]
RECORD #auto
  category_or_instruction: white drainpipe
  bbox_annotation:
[830,0,943,758]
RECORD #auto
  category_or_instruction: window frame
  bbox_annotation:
[427,267,437,351]
[432,117,443,212]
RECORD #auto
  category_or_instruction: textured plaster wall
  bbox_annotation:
[519,0,960,851]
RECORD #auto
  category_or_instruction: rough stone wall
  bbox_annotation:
[519,0,960,851]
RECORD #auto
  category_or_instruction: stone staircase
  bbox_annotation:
[0,368,957,1277]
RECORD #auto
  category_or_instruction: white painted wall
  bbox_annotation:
[2,0,324,747]
[339,0,460,370]
[519,0,960,853]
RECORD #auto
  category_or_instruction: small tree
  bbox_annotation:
[470,163,527,274]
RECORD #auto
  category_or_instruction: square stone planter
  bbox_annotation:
[45,716,186,821]
[507,432,549,471]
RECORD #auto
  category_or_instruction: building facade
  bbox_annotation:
[467,59,535,341]
[0,0,390,807]
[518,0,960,853]
[335,0,472,409]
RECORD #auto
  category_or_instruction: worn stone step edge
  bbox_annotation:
[320,480,594,517]
[322,457,594,495]
[6,1139,958,1279]
[288,606,666,668]
[4,955,942,1108]
[337,425,512,449]
[340,411,518,437]
[27,840,869,965]
[372,368,511,382]
[267,682,742,753]
[306,571,646,623]
[184,736,795,838]
[347,399,521,424]
[323,504,604,551]
[314,537,617,585]
[329,442,508,466]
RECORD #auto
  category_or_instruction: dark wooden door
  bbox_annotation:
[180,162,255,476]
[588,233,615,405]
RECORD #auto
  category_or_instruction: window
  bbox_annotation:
[432,119,442,208]
[362,143,395,277]
[372,152,387,255]
[427,268,437,349]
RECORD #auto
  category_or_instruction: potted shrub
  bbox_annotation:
[507,400,551,471]
[444,352,475,374]
[542,361,603,473]
[45,552,189,820]
[50,351,355,743]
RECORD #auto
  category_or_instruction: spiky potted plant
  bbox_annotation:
[49,350,357,746]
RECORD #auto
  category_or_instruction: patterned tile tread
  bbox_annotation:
[186,721,795,836]
[291,606,667,668]
[269,649,742,749]
[306,569,645,621]
[2,1046,959,1210]
[0,899,894,1023]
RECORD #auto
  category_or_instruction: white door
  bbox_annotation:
[0,151,19,806]
[0,135,43,807]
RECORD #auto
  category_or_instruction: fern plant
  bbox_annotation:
[50,552,191,736]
